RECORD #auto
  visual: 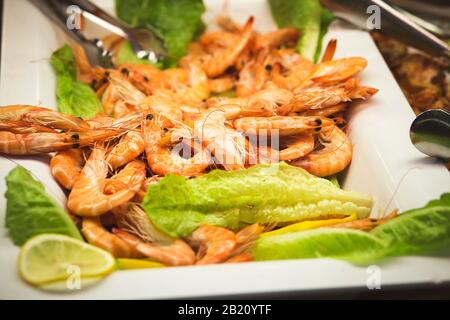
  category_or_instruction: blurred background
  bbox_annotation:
[372,0,449,116]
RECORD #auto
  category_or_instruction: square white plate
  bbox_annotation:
[0,0,449,299]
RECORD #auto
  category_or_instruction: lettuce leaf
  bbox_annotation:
[371,193,450,256]
[142,162,372,238]
[268,0,334,62]
[4,166,83,246]
[115,0,205,67]
[253,193,450,265]
[50,45,103,119]
[115,40,162,67]
[253,228,387,264]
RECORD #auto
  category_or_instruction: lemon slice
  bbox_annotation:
[19,234,116,286]
[117,258,165,270]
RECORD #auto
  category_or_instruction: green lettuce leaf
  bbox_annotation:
[115,40,162,67]
[315,8,335,62]
[371,193,450,257]
[142,162,372,238]
[268,0,334,62]
[51,45,103,118]
[4,166,83,246]
[253,193,450,265]
[253,228,387,264]
[115,0,205,67]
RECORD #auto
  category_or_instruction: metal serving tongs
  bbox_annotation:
[30,0,167,68]
[319,0,450,59]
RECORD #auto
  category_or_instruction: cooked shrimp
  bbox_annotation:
[320,39,337,63]
[226,252,253,263]
[299,103,348,117]
[309,57,368,84]
[271,49,316,90]
[229,224,264,258]
[113,228,196,266]
[233,116,334,136]
[200,17,254,77]
[103,160,146,195]
[106,131,145,170]
[82,218,142,258]
[236,50,272,97]
[68,147,143,216]
[327,210,398,231]
[143,114,210,176]
[193,111,247,170]
[200,30,240,52]
[50,148,88,190]
[291,125,352,177]
[0,129,122,155]
[116,64,155,95]
[254,28,299,51]
[279,80,378,114]
[88,112,143,131]
[0,105,90,131]
[102,71,145,117]
[0,119,55,133]
[279,134,315,161]
[208,87,293,119]
[187,225,237,265]
[208,75,235,93]
[141,95,184,125]
[73,43,103,84]
[178,58,210,103]
[217,15,243,33]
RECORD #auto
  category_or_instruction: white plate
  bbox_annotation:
[0,0,449,299]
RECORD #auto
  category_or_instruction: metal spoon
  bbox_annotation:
[410,109,450,161]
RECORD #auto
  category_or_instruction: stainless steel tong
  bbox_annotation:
[319,0,450,59]
[30,0,167,67]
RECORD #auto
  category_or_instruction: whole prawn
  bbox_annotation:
[233,115,334,136]
[50,148,89,190]
[143,114,210,176]
[82,218,143,258]
[291,125,353,177]
[187,225,237,265]
[68,147,144,216]
[114,228,196,266]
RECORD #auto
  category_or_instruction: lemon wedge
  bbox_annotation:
[117,258,165,270]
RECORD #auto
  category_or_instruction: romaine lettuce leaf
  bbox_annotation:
[142,162,372,237]
[115,40,162,67]
[115,0,205,67]
[371,193,450,256]
[253,193,450,265]
[253,228,387,264]
[269,0,334,61]
[51,45,103,119]
[4,166,83,246]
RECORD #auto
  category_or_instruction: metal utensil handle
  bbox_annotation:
[320,0,450,58]
[58,0,131,37]
[30,0,89,44]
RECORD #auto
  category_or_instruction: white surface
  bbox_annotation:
[0,0,449,299]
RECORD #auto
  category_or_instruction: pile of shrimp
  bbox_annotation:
[0,16,379,266]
